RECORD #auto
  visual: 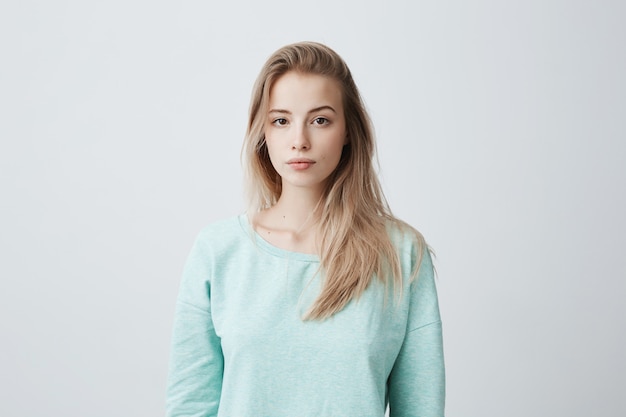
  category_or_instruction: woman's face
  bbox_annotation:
[264,71,347,196]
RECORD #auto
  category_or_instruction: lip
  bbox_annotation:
[287,158,316,170]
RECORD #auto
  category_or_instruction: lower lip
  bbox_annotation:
[288,162,314,170]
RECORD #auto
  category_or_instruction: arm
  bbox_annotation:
[166,233,223,417]
[388,250,445,417]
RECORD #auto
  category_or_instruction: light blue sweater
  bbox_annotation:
[166,215,445,416]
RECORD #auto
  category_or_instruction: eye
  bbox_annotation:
[313,117,330,125]
[272,118,288,126]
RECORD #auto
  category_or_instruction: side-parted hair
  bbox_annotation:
[242,41,427,320]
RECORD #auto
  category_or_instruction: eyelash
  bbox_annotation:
[271,117,331,126]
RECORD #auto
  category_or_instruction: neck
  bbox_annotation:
[271,185,324,232]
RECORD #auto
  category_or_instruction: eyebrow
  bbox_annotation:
[268,105,337,115]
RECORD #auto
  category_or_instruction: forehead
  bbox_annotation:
[268,71,343,112]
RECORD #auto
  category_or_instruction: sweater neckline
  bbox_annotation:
[238,214,320,263]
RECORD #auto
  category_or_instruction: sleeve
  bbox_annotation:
[166,232,224,417]
[388,249,445,417]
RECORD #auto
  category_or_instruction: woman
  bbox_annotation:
[166,42,445,417]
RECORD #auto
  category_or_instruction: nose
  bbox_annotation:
[291,125,310,150]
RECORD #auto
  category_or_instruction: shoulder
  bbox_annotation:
[385,219,428,257]
[385,218,434,282]
[192,214,251,258]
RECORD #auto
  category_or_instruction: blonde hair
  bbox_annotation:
[242,41,426,319]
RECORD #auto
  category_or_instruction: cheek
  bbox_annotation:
[262,138,279,167]
[266,145,280,168]
[333,141,346,159]
[264,134,279,156]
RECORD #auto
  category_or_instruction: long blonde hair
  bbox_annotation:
[242,41,426,319]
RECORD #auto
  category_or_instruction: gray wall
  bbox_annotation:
[1,1,624,416]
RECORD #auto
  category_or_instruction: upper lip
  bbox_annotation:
[287,158,315,164]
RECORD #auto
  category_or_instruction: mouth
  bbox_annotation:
[287,158,315,170]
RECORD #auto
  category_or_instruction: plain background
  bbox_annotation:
[1,1,624,416]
